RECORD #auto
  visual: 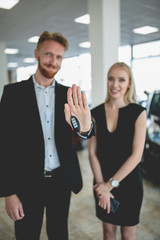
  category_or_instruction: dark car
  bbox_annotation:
[141,90,160,182]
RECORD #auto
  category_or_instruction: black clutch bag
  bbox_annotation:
[110,198,120,213]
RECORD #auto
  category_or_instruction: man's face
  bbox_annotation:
[35,40,65,79]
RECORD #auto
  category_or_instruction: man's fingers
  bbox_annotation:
[19,205,25,218]
[71,84,85,107]
[67,87,73,107]
[67,84,89,110]
[82,92,89,109]
[72,84,78,106]
[14,210,22,221]
[64,103,71,126]
[77,86,83,106]
[64,103,70,115]
[8,208,23,221]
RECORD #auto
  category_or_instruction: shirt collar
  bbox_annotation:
[32,75,55,89]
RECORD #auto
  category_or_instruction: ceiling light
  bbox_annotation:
[74,14,90,24]
[4,48,19,54]
[8,62,18,67]
[23,58,36,63]
[79,41,91,48]
[133,26,159,35]
[0,0,19,10]
[28,36,39,43]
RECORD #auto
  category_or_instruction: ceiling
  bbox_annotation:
[0,0,160,70]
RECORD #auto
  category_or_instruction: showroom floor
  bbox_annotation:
[0,148,160,240]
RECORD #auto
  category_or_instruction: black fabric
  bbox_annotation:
[15,168,71,240]
[0,77,82,197]
[91,103,145,226]
[0,77,83,239]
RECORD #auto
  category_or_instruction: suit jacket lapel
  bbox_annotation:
[54,81,69,143]
[25,76,44,143]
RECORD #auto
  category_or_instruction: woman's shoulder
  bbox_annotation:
[91,103,104,116]
[129,103,146,112]
[128,103,146,120]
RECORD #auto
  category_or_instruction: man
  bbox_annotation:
[0,31,93,240]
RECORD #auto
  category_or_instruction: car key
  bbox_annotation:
[71,116,80,132]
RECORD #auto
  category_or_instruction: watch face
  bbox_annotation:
[112,180,119,187]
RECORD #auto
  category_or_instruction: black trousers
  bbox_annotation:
[15,168,71,240]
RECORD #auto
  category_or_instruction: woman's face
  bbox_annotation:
[107,67,130,101]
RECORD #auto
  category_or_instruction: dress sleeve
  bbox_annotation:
[131,104,146,121]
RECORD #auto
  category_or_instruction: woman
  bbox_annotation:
[88,62,146,240]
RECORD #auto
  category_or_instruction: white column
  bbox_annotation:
[88,0,120,108]
[0,42,8,98]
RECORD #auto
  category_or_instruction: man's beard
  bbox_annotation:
[38,58,58,79]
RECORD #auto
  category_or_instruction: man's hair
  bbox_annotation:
[37,31,69,51]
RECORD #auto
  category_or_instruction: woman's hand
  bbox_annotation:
[98,192,114,214]
[94,181,112,196]
[94,181,114,213]
[64,84,92,132]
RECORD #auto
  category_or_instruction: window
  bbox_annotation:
[150,92,160,117]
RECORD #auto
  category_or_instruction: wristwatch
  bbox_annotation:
[71,116,95,140]
[109,178,120,188]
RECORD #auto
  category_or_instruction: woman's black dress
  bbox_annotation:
[91,103,145,226]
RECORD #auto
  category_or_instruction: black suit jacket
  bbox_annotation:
[0,77,82,197]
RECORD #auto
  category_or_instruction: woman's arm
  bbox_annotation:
[88,126,104,184]
[94,110,146,195]
[88,132,114,213]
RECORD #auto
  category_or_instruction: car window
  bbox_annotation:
[150,93,160,117]
[148,120,160,146]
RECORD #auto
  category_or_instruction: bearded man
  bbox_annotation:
[0,31,93,240]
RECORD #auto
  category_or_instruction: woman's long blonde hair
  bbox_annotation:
[105,62,137,104]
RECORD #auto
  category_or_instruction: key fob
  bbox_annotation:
[71,116,80,132]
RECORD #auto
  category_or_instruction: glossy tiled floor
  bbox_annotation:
[0,148,160,240]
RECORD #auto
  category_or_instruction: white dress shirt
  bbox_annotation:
[33,76,60,171]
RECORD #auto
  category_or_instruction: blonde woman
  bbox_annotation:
[88,62,146,240]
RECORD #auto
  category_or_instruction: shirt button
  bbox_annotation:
[48,137,50,140]
[47,121,49,123]
[49,155,52,157]
[46,105,49,107]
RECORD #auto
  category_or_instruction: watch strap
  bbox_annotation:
[71,116,95,140]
